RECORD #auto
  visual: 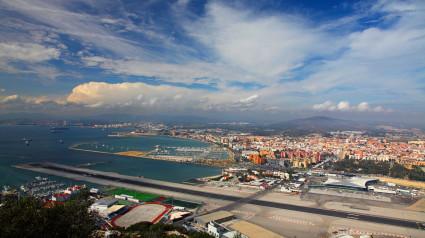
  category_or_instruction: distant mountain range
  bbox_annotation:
[0,113,413,133]
[269,116,373,132]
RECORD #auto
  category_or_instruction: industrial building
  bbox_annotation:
[89,198,118,213]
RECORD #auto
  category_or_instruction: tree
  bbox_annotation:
[0,193,95,238]
[124,221,213,238]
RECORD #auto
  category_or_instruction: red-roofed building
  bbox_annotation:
[51,185,86,202]
[52,193,70,202]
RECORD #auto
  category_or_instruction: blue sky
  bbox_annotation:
[0,0,424,125]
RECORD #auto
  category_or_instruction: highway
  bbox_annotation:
[15,162,425,231]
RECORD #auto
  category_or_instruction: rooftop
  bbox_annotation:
[196,211,234,224]
[94,198,118,206]
[324,177,379,189]
[105,205,126,213]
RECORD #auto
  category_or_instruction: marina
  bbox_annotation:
[148,146,230,160]
[69,142,232,166]
[20,176,67,200]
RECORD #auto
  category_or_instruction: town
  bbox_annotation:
[5,121,424,238]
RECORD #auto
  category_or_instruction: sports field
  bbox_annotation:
[112,203,169,227]
[105,187,160,202]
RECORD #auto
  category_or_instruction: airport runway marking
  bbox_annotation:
[331,227,408,238]
[268,216,315,226]
[231,210,254,216]
[203,186,256,194]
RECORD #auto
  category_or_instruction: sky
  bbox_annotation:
[0,0,424,126]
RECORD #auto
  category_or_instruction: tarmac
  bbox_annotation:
[309,188,392,202]
[13,162,425,237]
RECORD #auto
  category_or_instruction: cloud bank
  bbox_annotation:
[313,101,392,113]
[0,0,424,124]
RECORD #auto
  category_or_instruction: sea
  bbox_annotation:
[0,125,222,190]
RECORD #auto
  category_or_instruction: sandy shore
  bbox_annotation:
[115,151,148,156]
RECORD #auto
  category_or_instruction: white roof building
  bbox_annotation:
[324,177,379,190]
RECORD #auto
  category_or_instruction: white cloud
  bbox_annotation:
[82,56,250,86]
[0,0,423,119]
[356,102,371,112]
[312,101,337,111]
[66,82,203,108]
[29,65,63,81]
[66,82,269,114]
[82,57,215,85]
[290,0,425,99]
[337,101,351,111]
[1,94,20,103]
[313,101,391,113]
[0,0,172,59]
[24,95,67,105]
[372,0,417,12]
[236,94,259,104]
[0,42,63,80]
[373,106,385,112]
[0,42,60,62]
[185,2,335,82]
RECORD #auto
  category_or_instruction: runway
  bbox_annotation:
[14,162,425,231]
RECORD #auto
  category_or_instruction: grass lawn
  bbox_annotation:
[118,200,134,205]
[104,187,160,202]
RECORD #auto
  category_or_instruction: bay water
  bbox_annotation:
[0,125,221,190]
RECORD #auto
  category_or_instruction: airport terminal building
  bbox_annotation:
[324,177,379,191]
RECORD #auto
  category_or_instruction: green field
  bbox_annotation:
[118,200,134,205]
[104,187,160,202]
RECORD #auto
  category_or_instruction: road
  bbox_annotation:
[14,162,425,231]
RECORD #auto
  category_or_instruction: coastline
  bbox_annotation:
[0,126,224,187]
[68,143,234,167]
